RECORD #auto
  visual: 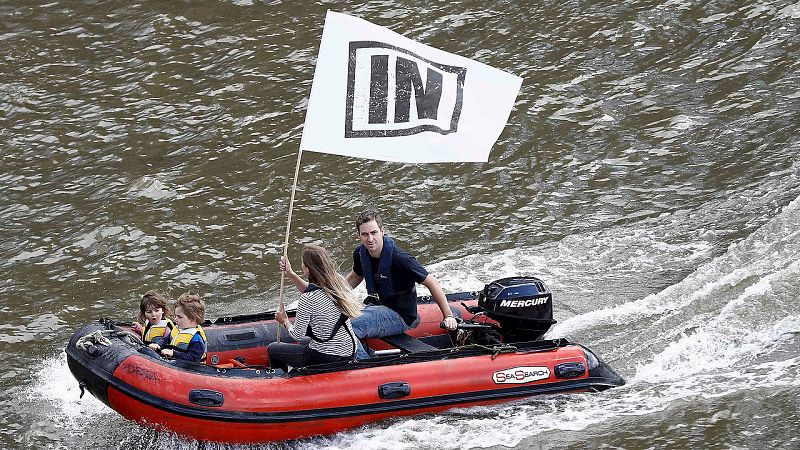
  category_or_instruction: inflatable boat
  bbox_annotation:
[66,277,624,443]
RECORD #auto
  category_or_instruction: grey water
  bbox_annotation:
[2,0,799,449]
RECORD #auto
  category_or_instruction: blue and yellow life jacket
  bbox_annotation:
[141,319,177,344]
[169,326,208,362]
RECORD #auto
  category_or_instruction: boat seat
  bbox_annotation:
[380,333,437,353]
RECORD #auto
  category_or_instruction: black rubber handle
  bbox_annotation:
[378,382,411,399]
[189,389,224,407]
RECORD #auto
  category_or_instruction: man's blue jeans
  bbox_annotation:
[352,305,409,360]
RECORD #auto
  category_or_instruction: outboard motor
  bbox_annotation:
[478,277,557,342]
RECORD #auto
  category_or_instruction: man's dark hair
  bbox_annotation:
[356,209,383,231]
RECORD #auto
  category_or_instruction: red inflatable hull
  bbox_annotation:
[107,347,590,442]
[67,297,624,443]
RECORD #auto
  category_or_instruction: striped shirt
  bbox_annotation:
[289,285,357,357]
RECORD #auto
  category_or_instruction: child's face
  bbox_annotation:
[174,306,197,329]
[144,307,163,324]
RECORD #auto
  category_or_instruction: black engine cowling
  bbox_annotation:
[478,277,557,342]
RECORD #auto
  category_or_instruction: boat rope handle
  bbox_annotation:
[447,343,517,359]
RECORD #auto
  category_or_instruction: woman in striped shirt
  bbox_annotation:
[268,244,362,371]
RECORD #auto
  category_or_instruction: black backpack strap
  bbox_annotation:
[307,313,349,343]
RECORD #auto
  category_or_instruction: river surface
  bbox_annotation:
[2,0,799,449]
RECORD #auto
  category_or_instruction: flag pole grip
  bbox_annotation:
[278,149,303,340]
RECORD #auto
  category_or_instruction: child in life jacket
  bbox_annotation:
[131,290,177,349]
[157,291,207,364]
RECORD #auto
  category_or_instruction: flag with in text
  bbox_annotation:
[300,11,523,163]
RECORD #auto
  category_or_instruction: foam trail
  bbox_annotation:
[633,260,800,384]
[549,191,800,340]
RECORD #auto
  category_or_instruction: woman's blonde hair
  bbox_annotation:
[301,245,362,318]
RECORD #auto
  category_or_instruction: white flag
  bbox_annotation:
[300,11,523,163]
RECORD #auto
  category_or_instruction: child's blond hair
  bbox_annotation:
[175,291,205,325]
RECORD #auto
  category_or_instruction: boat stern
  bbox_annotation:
[580,344,625,390]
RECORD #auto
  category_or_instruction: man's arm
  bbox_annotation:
[345,270,363,289]
[421,275,457,330]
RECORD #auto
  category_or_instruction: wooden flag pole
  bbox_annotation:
[278,149,303,340]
